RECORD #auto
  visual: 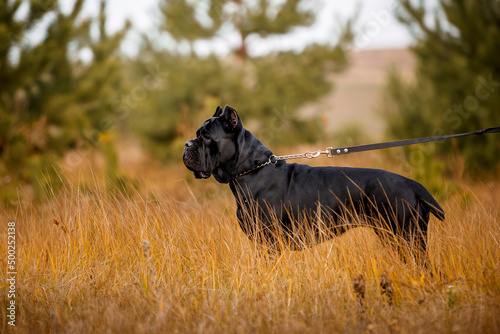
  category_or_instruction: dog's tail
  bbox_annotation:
[411,182,445,221]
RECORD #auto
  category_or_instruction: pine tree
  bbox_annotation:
[131,0,354,161]
[0,0,129,200]
[382,0,500,177]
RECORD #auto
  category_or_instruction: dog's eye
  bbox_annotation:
[202,134,212,143]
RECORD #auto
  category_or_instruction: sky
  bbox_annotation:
[25,0,440,57]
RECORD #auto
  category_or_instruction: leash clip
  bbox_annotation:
[305,150,322,159]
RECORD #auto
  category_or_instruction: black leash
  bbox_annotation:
[271,126,500,162]
[325,126,500,157]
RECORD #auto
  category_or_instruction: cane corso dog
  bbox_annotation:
[183,105,445,260]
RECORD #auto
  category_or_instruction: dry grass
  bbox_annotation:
[1,157,500,333]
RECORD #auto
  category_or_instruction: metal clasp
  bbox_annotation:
[305,150,322,159]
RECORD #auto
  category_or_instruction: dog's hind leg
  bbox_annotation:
[398,202,432,270]
[368,200,428,268]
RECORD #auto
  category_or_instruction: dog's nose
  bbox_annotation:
[185,140,193,148]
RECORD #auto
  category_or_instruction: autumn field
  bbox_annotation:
[1,149,499,334]
[2,0,500,331]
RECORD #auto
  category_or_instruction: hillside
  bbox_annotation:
[301,48,415,139]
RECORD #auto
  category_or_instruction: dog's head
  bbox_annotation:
[183,105,243,182]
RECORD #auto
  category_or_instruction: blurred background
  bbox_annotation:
[1,0,499,202]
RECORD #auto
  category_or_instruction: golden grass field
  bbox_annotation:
[1,147,499,333]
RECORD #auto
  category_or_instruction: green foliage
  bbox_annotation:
[0,0,130,201]
[381,0,500,178]
[131,0,354,162]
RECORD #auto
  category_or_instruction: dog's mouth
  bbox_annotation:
[193,170,211,179]
[186,164,211,179]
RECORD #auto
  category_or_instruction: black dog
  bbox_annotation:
[183,105,445,260]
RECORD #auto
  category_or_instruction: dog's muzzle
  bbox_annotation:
[183,140,211,179]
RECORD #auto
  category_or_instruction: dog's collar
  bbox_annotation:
[230,155,277,181]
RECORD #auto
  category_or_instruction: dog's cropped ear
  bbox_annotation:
[213,106,224,117]
[222,105,242,132]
